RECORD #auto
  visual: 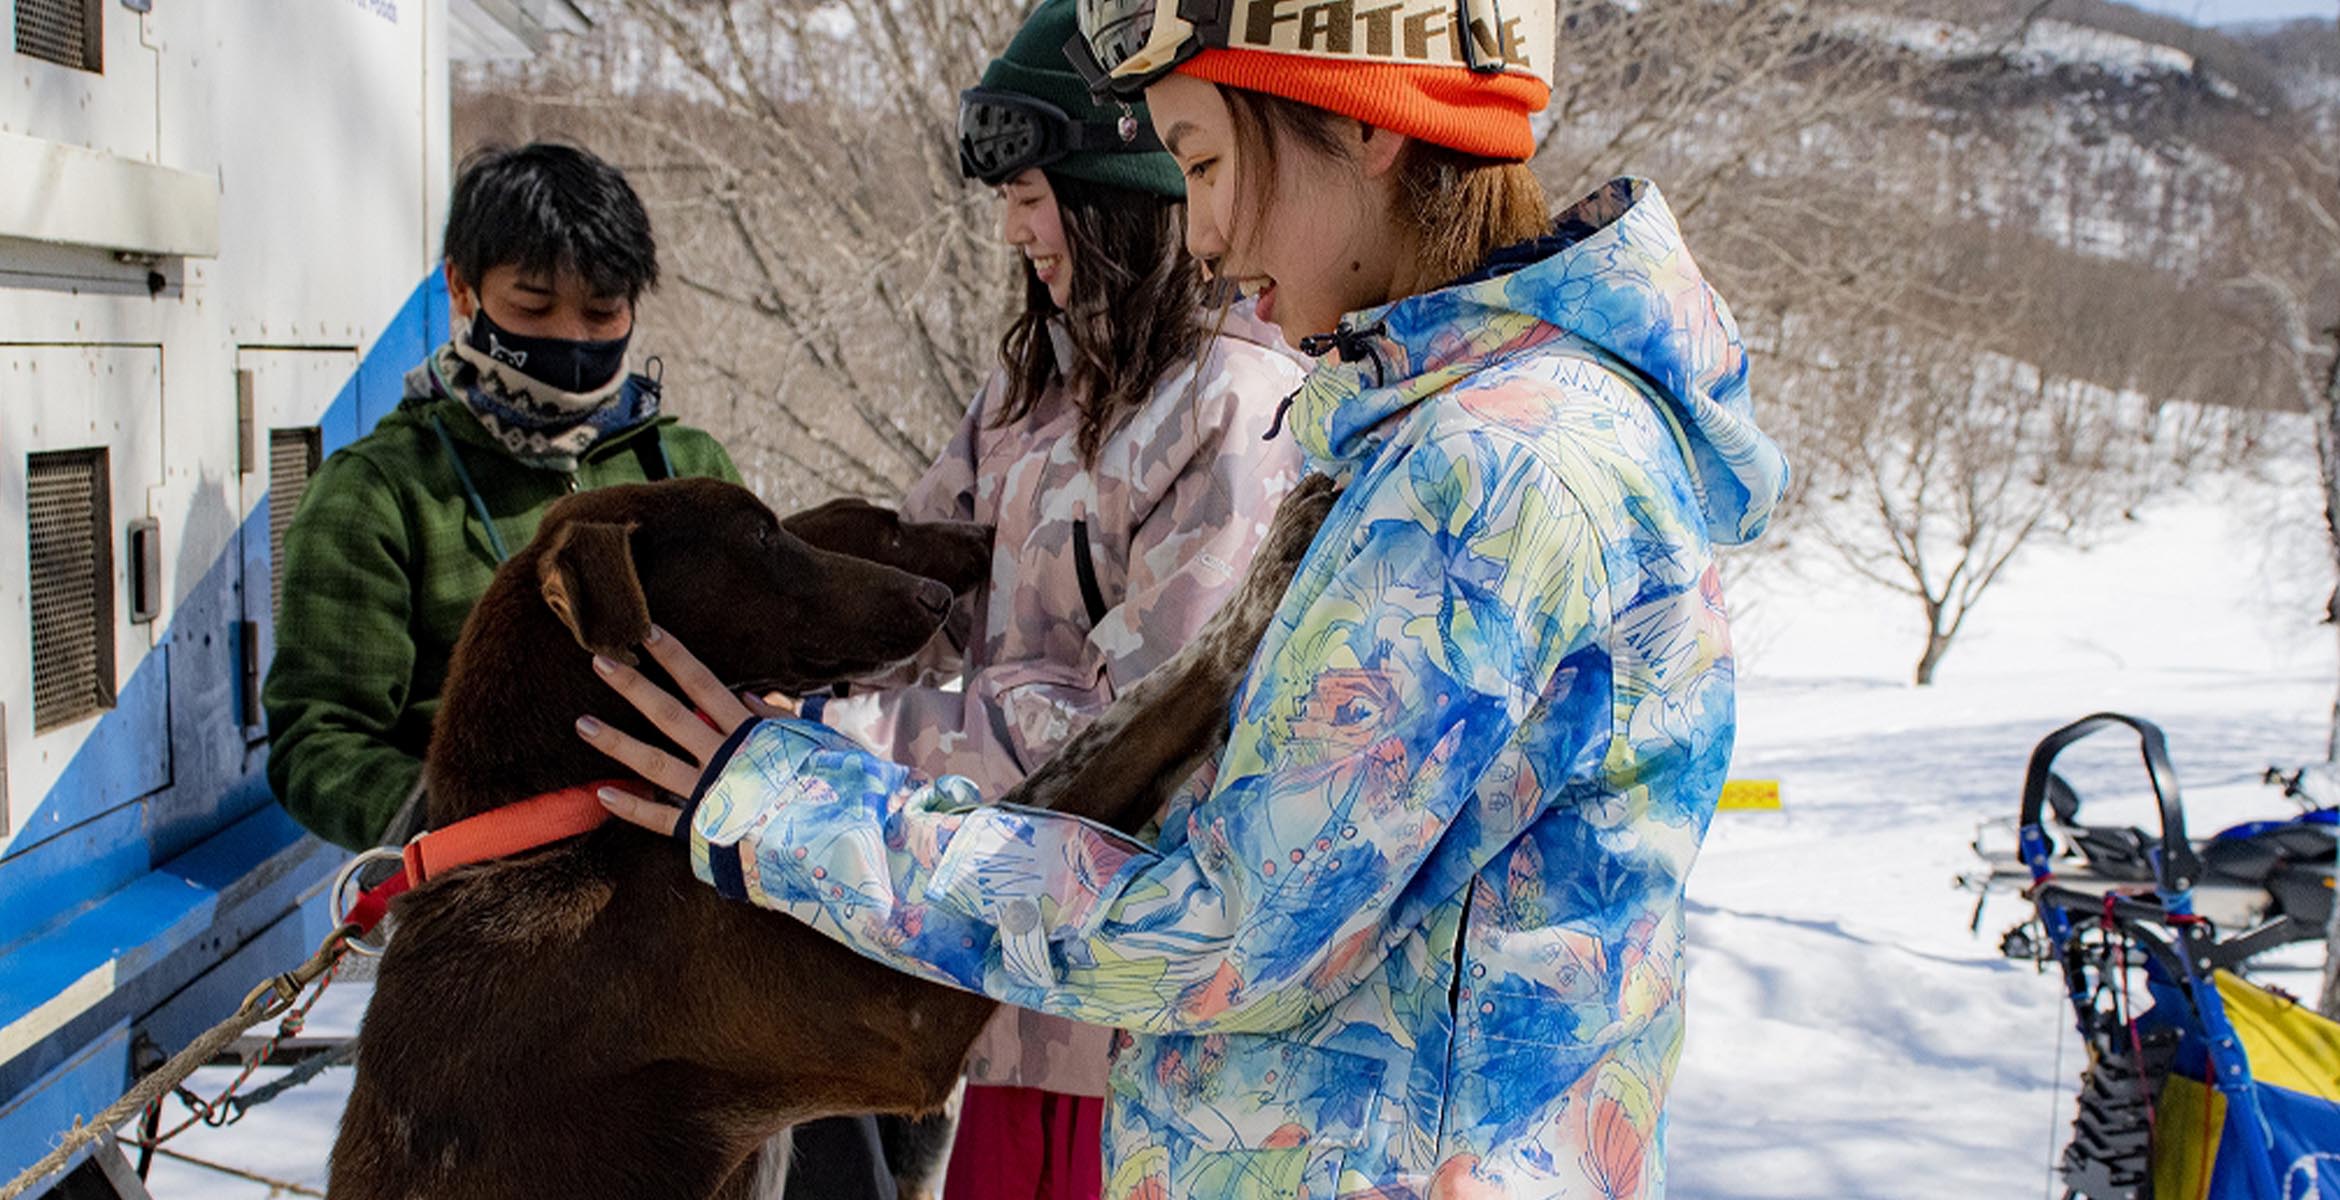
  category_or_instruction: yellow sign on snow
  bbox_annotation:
[1719,780,1782,811]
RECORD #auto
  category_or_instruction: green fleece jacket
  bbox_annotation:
[265,366,739,850]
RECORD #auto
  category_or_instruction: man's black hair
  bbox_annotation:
[442,142,659,301]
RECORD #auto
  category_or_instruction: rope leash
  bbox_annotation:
[146,951,346,1143]
[0,925,356,1200]
[214,1035,363,1120]
[120,1142,326,1198]
[2,783,621,1199]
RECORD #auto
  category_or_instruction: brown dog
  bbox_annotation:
[328,473,1338,1200]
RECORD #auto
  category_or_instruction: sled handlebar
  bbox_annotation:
[2019,712,2203,895]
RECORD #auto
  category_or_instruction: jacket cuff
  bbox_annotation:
[685,718,849,900]
[675,719,766,901]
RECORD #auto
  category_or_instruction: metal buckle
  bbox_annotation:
[330,846,408,959]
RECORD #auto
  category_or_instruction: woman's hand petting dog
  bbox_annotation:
[577,624,752,838]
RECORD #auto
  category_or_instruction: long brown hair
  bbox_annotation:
[994,172,1207,463]
[1218,87,1550,294]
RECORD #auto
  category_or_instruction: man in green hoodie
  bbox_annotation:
[265,142,740,853]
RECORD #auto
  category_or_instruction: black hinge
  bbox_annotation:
[236,367,257,475]
[238,620,262,734]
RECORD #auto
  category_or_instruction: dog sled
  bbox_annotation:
[1964,713,2340,1200]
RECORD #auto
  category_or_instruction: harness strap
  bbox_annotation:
[344,781,626,934]
[631,425,674,481]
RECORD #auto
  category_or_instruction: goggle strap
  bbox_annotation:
[1065,31,1114,93]
[1065,117,1164,155]
[1176,0,1234,42]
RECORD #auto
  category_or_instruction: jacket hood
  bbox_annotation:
[1287,178,1788,545]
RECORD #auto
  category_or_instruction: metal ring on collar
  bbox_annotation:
[330,846,408,959]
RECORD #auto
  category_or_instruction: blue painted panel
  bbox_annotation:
[0,807,330,1105]
[343,270,448,451]
[0,1021,129,1186]
[138,886,337,1058]
[149,506,272,867]
[0,804,145,959]
[0,875,219,1037]
[2,649,172,856]
[1,269,446,892]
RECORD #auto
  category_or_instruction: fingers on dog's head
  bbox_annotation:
[539,520,651,661]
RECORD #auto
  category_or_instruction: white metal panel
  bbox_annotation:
[131,0,438,656]
[232,351,352,521]
[152,0,433,347]
[0,131,219,257]
[0,344,167,843]
[1,1,159,163]
[233,346,356,641]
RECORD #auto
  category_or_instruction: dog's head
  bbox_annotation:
[528,479,982,694]
[780,497,990,596]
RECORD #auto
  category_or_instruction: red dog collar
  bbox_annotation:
[341,782,627,936]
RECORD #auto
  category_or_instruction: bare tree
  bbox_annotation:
[2207,123,2340,1021]
[1794,315,2158,684]
[461,0,1030,510]
[2235,128,2340,1018]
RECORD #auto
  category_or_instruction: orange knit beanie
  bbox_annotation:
[1175,44,1549,162]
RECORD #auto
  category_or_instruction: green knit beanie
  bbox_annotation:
[978,0,1184,198]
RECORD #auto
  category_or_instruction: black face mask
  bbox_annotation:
[465,306,632,394]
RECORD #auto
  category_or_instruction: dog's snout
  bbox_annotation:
[915,578,953,617]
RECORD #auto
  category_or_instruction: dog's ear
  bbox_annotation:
[537,520,650,663]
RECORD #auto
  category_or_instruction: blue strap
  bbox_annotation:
[429,411,512,564]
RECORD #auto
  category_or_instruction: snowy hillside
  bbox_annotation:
[1840,14,2200,78]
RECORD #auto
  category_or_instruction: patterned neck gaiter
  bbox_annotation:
[434,315,657,472]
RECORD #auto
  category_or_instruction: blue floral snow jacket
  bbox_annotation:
[684,179,1788,1199]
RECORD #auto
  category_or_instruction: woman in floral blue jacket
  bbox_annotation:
[580,2,1789,1194]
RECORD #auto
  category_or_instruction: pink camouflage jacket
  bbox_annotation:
[822,304,1306,1095]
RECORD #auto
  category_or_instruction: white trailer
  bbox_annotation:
[0,1,580,1189]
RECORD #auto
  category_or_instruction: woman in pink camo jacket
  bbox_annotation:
[802,2,1304,1194]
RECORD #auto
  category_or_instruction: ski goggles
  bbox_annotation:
[1067,0,1554,98]
[958,88,1164,186]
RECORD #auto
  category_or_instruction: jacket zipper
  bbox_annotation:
[1432,878,1477,1151]
[1071,519,1110,627]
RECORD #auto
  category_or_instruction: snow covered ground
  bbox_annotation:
[1672,457,2334,1199]
[138,454,2336,1198]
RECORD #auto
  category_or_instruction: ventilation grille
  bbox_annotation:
[14,0,101,73]
[268,429,321,620]
[28,448,115,732]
